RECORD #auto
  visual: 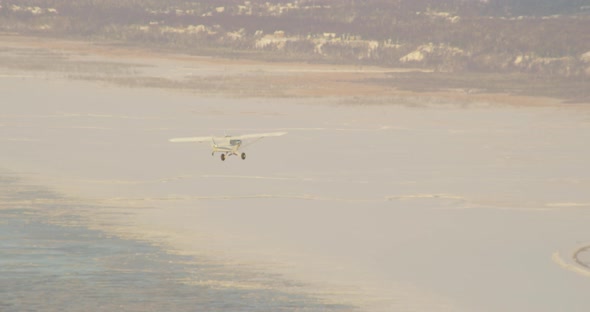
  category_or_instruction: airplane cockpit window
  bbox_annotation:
[230,139,242,145]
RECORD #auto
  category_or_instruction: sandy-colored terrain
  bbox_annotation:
[0,34,567,105]
[2,35,590,311]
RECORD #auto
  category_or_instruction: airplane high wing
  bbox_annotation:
[169,131,287,161]
[233,132,287,140]
[168,136,212,143]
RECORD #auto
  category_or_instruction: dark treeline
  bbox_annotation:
[1,0,589,75]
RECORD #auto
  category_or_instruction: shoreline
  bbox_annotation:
[0,169,355,311]
[0,33,572,106]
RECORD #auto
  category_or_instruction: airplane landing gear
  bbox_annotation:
[220,154,226,161]
[241,152,246,160]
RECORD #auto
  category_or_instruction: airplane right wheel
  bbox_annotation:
[241,152,246,160]
[220,154,226,161]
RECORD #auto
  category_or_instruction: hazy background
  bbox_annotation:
[2,1,590,311]
[2,66,590,311]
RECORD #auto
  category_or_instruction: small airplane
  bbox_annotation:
[169,132,287,161]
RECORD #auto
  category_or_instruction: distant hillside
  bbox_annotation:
[1,0,589,76]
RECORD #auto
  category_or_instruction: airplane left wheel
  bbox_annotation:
[241,152,246,160]
[220,154,226,161]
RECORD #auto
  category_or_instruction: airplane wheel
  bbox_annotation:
[241,152,246,160]
[220,154,226,161]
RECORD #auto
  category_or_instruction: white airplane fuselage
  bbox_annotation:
[211,136,246,160]
[211,137,243,158]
